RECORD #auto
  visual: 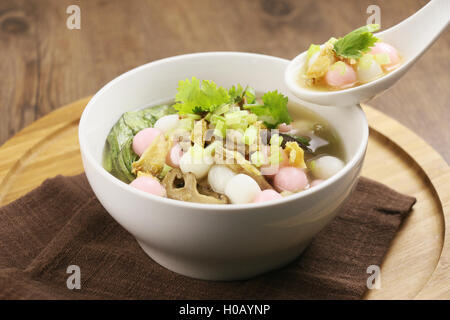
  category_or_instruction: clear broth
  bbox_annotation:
[297,59,402,92]
[287,102,346,163]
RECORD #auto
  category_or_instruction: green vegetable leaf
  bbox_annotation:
[333,24,380,59]
[244,90,291,129]
[173,77,230,115]
[307,44,321,59]
[293,135,310,146]
[103,104,176,183]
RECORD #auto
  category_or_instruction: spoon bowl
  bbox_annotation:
[285,0,450,107]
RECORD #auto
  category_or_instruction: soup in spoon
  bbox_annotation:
[298,24,402,91]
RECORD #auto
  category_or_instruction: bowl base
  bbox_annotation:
[136,240,311,281]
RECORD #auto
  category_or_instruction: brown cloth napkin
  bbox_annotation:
[0,174,415,300]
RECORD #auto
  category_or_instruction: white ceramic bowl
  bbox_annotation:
[79,52,368,280]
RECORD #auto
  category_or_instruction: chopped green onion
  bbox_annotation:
[213,119,226,138]
[269,145,282,165]
[358,54,374,70]
[242,125,258,145]
[229,119,248,131]
[185,113,202,120]
[158,164,173,179]
[229,106,241,113]
[204,141,221,157]
[213,103,230,115]
[204,112,212,122]
[250,151,266,167]
[235,110,250,116]
[211,114,226,125]
[374,53,391,65]
[225,112,243,126]
[179,118,194,131]
[245,113,258,124]
[270,133,283,146]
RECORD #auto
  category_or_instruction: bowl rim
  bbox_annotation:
[79,51,368,212]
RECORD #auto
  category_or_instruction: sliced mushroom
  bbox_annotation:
[132,134,171,176]
[196,178,222,198]
[215,146,273,190]
[162,168,229,204]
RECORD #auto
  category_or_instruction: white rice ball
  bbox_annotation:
[357,55,383,83]
[225,174,261,204]
[154,114,179,133]
[311,156,345,180]
[179,149,213,179]
[207,165,236,194]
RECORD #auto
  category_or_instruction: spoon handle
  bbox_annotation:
[378,0,450,59]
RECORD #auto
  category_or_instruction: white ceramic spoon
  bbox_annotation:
[285,0,450,107]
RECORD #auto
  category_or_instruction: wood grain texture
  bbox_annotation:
[0,99,449,299]
[0,0,449,162]
[361,105,450,299]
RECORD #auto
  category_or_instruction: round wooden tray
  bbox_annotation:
[0,97,449,299]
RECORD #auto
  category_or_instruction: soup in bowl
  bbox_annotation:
[79,52,368,280]
[102,79,347,204]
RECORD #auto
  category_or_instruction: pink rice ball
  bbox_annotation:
[253,189,283,203]
[261,147,290,177]
[325,62,357,88]
[278,123,292,133]
[370,42,400,69]
[166,143,183,168]
[132,127,163,156]
[273,167,308,192]
[130,176,166,197]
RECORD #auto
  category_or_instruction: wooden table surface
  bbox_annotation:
[1,0,449,162]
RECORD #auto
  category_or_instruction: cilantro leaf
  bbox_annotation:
[244,90,291,129]
[333,24,380,59]
[244,87,256,104]
[173,77,230,115]
[229,84,256,104]
[229,84,244,102]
